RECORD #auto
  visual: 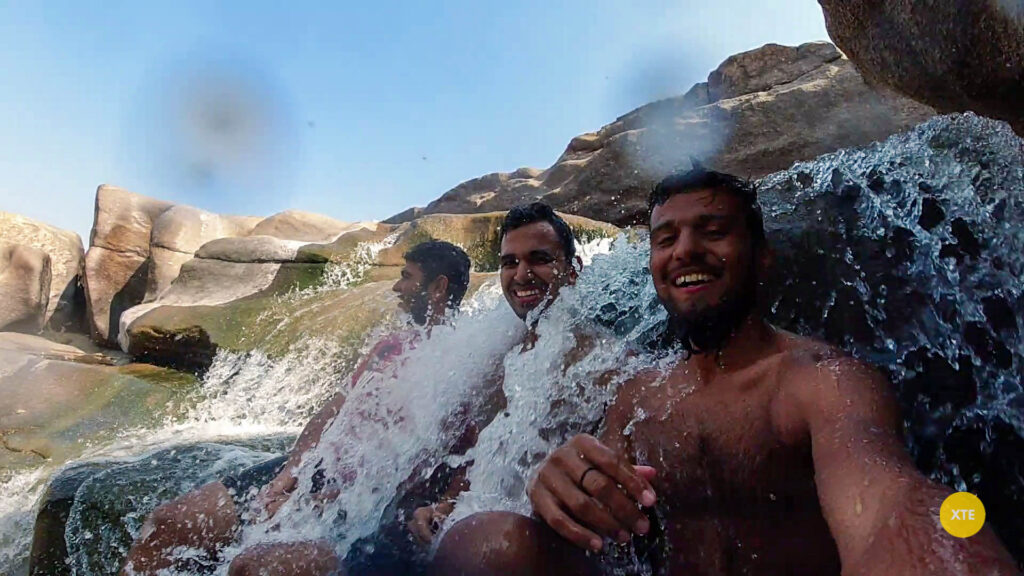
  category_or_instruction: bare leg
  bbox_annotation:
[430,511,598,576]
[227,541,343,576]
[121,481,239,575]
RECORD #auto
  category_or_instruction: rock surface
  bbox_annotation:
[819,0,1024,134]
[0,244,51,332]
[0,347,194,470]
[395,42,935,226]
[83,186,173,346]
[0,212,85,330]
[250,209,375,242]
[146,205,261,303]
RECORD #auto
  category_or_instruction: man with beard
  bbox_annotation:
[228,203,587,576]
[405,202,583,544]
[121,241,471,576]
[430,168,1017,575]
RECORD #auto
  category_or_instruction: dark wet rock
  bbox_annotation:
[64,441,290,576]
[29,463,111,576]
[757,113,1024,563]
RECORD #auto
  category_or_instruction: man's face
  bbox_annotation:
[392,261,432,325]
[499,221,576,320]
[649,189,761,332]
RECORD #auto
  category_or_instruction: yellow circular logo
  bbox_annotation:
[940,492,985,538]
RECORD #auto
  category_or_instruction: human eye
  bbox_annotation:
[654,233,676,248]
[500,257,518,269]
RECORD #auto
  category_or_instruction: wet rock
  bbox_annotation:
[0,244,51,333]
[398,42,934,226]
[64,442,289,576]
[0,212,85,331]
[819,0,1024,134]
[0,349,195,469]
[29,463,111,576]
[757,113,1024,563]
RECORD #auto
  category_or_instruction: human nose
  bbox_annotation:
[514,261,534,283]
[672,229,703,262]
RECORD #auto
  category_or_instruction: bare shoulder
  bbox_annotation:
[769,329,899,434]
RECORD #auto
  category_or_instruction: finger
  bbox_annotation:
[533,488,604,552]
[572,435,657,507]
[577,468,651,536]
[541,466,629,538]
[633,465,658,483]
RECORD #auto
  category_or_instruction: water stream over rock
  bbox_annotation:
[1,113,1021,573]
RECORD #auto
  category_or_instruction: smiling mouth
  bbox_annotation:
[514,287,544,299]
[673,272,716,288]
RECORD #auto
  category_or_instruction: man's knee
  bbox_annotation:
[432,511,593,576]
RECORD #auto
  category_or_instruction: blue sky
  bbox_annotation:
[0,1,829,241]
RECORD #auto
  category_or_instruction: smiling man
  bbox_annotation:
[498,202,581,322]
[430,168,1017,575]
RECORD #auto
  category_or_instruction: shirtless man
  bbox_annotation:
[121,240,472,576]
[405,202,583,546]
[228,203,585,576]
[431,168,1018,575]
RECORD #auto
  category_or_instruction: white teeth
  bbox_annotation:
[674,273,714,287]
[515,289,541,297]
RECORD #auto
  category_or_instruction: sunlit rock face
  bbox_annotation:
[393,42,935,226]
[819,0,1024,135]
[0,212,84,331]
[758,113,1023,561]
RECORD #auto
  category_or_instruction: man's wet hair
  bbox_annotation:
[500,202,577,261]
[404,240,472,307]
[648,166,766,248]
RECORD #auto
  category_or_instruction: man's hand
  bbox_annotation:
[408,501,455,545]
[528,434,657,552]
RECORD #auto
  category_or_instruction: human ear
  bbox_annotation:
[568,256,583,285]
[430,275,450,303]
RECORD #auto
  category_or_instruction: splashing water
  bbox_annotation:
[4,113,1023,573]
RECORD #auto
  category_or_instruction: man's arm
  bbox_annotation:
[256,390,348,517]
[788,355,1017,575]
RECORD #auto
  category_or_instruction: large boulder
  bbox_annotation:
[0,212,85,330]
[83,186,377,349]
[146,205,261,303]
[0,244,51,333]
[396,42,935,226]
[818,0,1024,135]
[83,186,173,346]
[250,209,376,242]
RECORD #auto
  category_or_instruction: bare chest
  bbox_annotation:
[622,377,816,515]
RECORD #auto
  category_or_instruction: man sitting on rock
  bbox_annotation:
[430,168,1019,575]
[227,202,590,576]
[121,240,472,576]
[404,202,585,546]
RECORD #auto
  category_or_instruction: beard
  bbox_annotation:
[664,267,758,358]
[408,291,431,326]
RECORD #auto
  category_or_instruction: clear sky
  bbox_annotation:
[0,1,829,241]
